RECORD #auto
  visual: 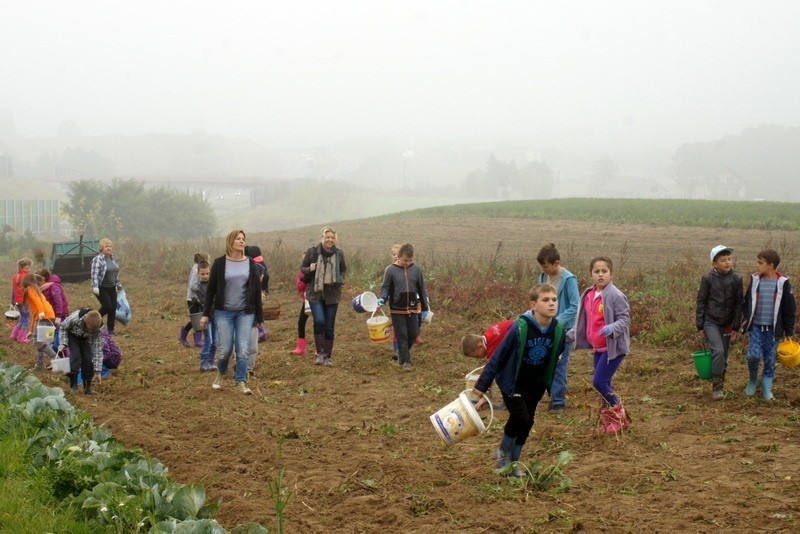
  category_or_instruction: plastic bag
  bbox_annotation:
[116,288,132,325]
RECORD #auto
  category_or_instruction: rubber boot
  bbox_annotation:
[84,378,95,395]
[69,372,78,393]
[9,324,19,341]
[192,331,203,348]
[744,362,759,396]
[510,444,525,477]
[711,376,724,400]
[614,403,631,431]
[762,376,774,401]
[314,334,327,365]
[15,327,30,343]
[291,338,307,355]
[496,434,515,469]
[179,325,191,347]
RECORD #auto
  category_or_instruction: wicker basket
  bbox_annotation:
[263,303,281,321]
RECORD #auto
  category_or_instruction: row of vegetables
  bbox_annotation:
[0,361,267,533]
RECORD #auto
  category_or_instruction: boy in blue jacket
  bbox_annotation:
[473,283,565,477]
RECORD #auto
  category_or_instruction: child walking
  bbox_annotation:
[291,252,312,355]
[378,243,429,370]
[571,256,631,434]
[21,273,59,370]
[472,283,565,477]
[695,245,743,399]
[536,243,580,412]
[190,261,216,371]
[180,252,209,347]
[57,309,103,394]
[10,258,32,343]
[742,249,796,401]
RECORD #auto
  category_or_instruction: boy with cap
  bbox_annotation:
[695,245,743,399]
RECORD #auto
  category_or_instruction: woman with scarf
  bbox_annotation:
[300,227,347,366]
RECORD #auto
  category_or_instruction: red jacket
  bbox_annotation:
[484,319,515,360]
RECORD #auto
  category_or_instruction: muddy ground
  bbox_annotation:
[3,218,800,533]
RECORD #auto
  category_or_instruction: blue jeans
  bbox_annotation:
[215,309,254,382]
[310,300,338,340]
[200,319,217,368]
[747,326,777,379]
[549,342,572,407]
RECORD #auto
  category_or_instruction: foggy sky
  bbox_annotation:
[2,1,799,153]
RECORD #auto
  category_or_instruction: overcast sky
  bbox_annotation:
[2,1,799,153]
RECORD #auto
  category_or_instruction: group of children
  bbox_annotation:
[463,247,631,476]
[9,257,107,395]
[695,245,796,401]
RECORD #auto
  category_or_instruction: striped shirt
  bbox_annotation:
[753,277,778,326]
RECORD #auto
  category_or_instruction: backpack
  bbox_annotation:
[514,316,563,392]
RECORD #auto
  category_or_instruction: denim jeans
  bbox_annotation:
[200,319,217,367]
[310,300,338,340]
[747,326,777,378]
[246,326,258,372]
[215,309,254,382]
[549,342,572,407]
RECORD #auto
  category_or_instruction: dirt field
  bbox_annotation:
[3,218,800,533]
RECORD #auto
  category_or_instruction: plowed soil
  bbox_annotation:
[3,218,800,533]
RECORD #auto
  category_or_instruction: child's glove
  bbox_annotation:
[377,298,385,306]
[420,310,429,321]
[599,325,613,337]
[565,329,576,344]
[92,287,100,296]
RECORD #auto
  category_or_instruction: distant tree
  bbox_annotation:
[62,179,217,240]
[461,153,555,199]
[673,124,800,201]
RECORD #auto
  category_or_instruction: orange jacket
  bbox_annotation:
[24,287,55,331]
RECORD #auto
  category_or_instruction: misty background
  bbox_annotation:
[2,1,800,236]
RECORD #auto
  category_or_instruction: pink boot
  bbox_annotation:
[291,338,307,355]
[15,327,31,343]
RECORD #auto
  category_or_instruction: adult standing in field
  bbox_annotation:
[200,229,263,395]
[90,238,122,335]
[536,243,580,412]
[301,227,347,366]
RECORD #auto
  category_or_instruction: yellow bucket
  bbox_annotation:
[366,309,391,343]
[777,338,800,367]
[430,390,494,445]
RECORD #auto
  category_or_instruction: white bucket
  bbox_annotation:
[36,321,56,343]
[189,312,206,331]
[51,356,70,375]
[430,390,493,445]
[366,308,391,343]
[352,291,378,313]
[464,365,485,402]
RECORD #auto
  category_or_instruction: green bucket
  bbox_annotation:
[692,349,712,380]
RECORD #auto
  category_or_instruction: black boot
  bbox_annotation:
[69,372,78,393]
[84,378,95,395]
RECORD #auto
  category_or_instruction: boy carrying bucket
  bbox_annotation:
[378,243,429,371]
[695,245,743,400]
[473,283,565,477]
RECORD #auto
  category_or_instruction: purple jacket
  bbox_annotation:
[573,282,630,361]
[41,274,70,320]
